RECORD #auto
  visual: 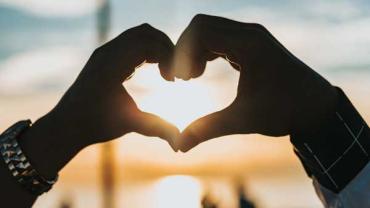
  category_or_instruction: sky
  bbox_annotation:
[0,0,370,95]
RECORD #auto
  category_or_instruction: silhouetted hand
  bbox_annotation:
[19,24,179,180]
[51,23,179,148]
[1,24,181,207]
[174,14,338,152]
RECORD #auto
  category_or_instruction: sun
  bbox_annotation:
[124,64,218,131]
[154,175,202,208]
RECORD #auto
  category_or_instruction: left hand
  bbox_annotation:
[49,23,179,148]
[19,24,180,179]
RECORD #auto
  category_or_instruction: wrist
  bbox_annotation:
[18,111,85,179]
[292,72,339,135]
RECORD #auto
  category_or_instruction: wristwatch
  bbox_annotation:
[0,120,58,195]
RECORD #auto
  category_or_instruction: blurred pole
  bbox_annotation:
[96,1,115,208]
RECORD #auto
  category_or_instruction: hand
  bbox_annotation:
[50,23,179,147]
[19,24,179,178]
[174,14,338,152]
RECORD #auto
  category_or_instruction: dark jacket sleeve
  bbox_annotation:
[290,87,370,193]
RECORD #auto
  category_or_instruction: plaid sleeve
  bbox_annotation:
[290,87,370,193]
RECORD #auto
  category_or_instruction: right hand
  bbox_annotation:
[174,14,338,152]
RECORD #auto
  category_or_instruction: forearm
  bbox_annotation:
[18,112,85,179]
[0,112,84,207]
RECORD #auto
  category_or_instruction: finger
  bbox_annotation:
[142,25,176,81]
[99,23,175,82]
[172,50,207,80]
[132,111,180,151]
[174,14,274,80]
[172,21,212,80]
[140,38,174,81]
[173,14,244,80]
[177,104,243,152]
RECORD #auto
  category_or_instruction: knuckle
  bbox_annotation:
[92,45,106,57]
[248,23,269,37]
[190,14,209,26]
[188,19,206,36]
[250,23,267,31]
[93,40,115,56]
[126,23,156,42]
[192,14,207,22]
[244,23,270,44]
[125,23,153,36]
[138,23,153,31]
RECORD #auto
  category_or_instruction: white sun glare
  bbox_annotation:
[125,64,218,131]
[154,175,202,208]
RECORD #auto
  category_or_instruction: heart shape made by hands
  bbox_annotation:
[124,59,239,132]
[120,15,334,152]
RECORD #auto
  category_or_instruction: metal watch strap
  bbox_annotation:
[0,120,58,195]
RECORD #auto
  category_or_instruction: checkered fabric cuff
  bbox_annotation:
[291,87,370,193]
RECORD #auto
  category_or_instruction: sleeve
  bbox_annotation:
[290,87,370,207]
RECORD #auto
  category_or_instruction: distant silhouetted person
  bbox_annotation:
[58,195,73,208]
[237,186,255,208]
[201,193,218,208]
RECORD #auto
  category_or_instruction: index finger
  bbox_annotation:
[90,23,175,84]
[173,14,268,80]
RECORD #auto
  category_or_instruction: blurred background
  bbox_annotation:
[1,0,370,207]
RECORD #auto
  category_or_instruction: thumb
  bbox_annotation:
[177,104,243,152]
[132,111,180,151]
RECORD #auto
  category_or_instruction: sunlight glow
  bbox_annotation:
[154,175,202,208]
[125,64,217,131]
